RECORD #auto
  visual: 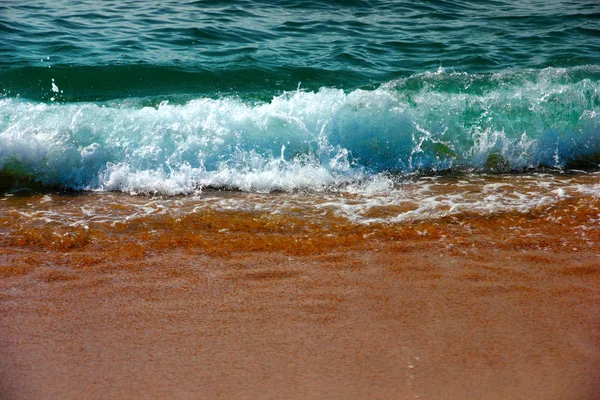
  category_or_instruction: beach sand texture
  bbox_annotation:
[1,175,599,399]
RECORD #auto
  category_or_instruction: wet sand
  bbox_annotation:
[1,185,600,399]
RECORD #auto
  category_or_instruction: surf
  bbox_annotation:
[1,66,599,194]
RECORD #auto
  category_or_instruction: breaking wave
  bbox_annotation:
[1,66,599,194]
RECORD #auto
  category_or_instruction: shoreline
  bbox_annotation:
[1,188,600,399]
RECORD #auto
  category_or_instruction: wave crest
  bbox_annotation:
[1,67,599,194]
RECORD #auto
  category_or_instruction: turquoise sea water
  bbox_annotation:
[1,0,599,194]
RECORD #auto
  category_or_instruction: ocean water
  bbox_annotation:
[1,0,600,224]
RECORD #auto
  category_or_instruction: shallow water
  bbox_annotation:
[2,172,598,257]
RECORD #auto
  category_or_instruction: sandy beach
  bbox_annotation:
[1,186,599,399]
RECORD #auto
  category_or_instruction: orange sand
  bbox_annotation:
[1,190,599,399]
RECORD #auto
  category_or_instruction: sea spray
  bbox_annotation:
[1,67,599,194]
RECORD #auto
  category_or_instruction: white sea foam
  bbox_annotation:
[4,174,598,229]
[1,71,599,194]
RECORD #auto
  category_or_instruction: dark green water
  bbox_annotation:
[2,0,600,100]
[1,0,599,193]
